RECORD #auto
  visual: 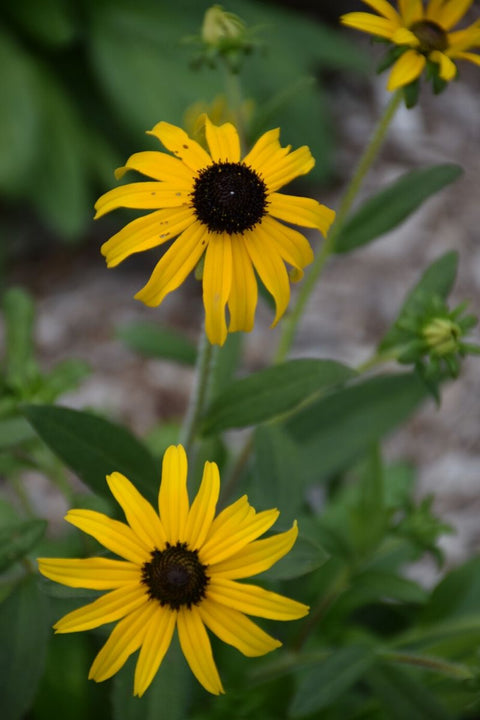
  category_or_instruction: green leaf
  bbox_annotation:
[289,645,375,717]
[22,404,159,503]
[0,416,37,449]
[112,635,190,720]
[0,519,47,572]
[2,287,37,389]
[284,373,428,479]
[420,556,480,626]
[380,251,459,352]
[334,165,463,254]
[201,359,355,435]
[0,575,49,720]
[4,0,77,47]
[265,531,327,580]
[367,662,453,720]
[117,322,196,365]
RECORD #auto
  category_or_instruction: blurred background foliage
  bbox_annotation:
[1,0,366,253]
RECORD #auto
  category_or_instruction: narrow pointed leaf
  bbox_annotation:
[0,519,47,572]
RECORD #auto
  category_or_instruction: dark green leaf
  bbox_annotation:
[420,556,480,626]
[335,165,463,254]
[0,416,37,449]
[0,575,49,720]
[0,519,47,572]
[289,645,375,717]
[112,635,190,720]
[22,404,159,503]
[201,359,355,435]
[367,662,453,720]
[117,322,196,365]
[265,531,327,580]
[284,373,428,479]
[4,0,77,47]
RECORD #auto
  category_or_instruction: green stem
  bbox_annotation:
[275,90,403,363]
[379,650,474,680]
[180,330,214,454]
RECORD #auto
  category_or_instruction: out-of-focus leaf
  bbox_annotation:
[367,662,453,720]
[22,404,159,503]
[201,359,355,435]
[117,322,196,365]
[335,165,463,254]
[0,519,47,573]
[3,0,77,47]
[32,67,92,239]
[0,28,40,193]
[265,531,327,580]
[420,557,480,626]
[2,287,37,389]
[284,373,428,479]
[0,575,49,720]
[0,416,37,449]
[112,636,190,720]
[289,645,375,717]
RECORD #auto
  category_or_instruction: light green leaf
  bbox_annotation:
[201,359,355,435]
[0,519,47,573]
[0,416,37,449]
[0,575,49,720]
[22,404,159,503]
[335,165,463,253]
[117,322,196,365]
[289,645,375,717]
[284,373,428,479]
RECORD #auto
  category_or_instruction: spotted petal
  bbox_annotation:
[205,116,241,163]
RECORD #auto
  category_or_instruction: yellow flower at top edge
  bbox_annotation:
[95,116,335,346]
[341,0,480,91]
[38,445,309,697]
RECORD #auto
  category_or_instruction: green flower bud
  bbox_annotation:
[201,5,245,47]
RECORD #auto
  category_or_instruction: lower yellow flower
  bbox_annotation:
[341,0,480,91]
[95,116,335,346]
[38,445,308,696]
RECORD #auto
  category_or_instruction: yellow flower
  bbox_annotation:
[95,116,335,346]
[341,0,480,91]
[38,445,308,696]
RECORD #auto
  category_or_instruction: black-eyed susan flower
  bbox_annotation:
[38,445,308,696]
[95,117,335,346]
[341,1,480,91]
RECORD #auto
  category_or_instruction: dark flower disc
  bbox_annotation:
[410,20,448,53]
[142,542,209,610]
[191,161,268,234]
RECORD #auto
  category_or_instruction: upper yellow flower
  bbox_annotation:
[38,445,308,697]
[95,116,335,346]
[341,0,480,91]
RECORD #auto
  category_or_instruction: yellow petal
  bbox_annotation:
[198,599,281,657]
[228,235,258,333]
[260,145,315,193]
[387,49,426,90]
[398,0,423,25]
[268,192,335,235]
[134,220,207,307]
[242,223,291,326]
[360,0,401,24]
[260,216,314,277]
[54,584,148,633]
[65,509,150,564]
[134,606,176,697]
[208,577,309,620]
[202,233,232,346]
[437,0,473,31]
[184,460,220,550]
[158,445,189,544]
[106,472,167,550]
[340,12,397,40]
[204,116,241,163]
[426,0,444,19]
[242,128,281,172]
[429,50,457,80]
[38,557,140,589]
[114,151,194,185]
[89,601,157,682]
[148,121,212,172]
[94,182,190,219]
[210,522,298,579]
[391,27,419,46]
[201,508,279,566]
[204,495,251,544]
[453,50,480,66]
[447,26,480,53]
[101,206,195,268]
[177,606,224,694]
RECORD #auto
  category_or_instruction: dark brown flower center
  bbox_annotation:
[141,542,209,610]
[410,20,448,53]
[191,161,268,234]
